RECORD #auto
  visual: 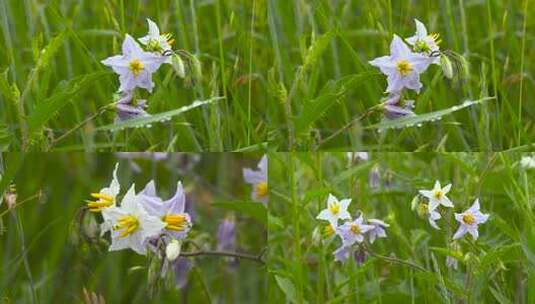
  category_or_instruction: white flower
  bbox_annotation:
[101,34,166,92]
[406,19,440,64]
[138,18,174,62]
[101,185,166,255]
[166,239,182,261]
[335,215,374,246]
[243,155,268,204]
[367,219,389,243]
[419,180,454,210]
[316,194,352,228]
[427,207,442,230]
[369,35,432,93]
[453,199,489,240]
[86,163,121,212]
[520,156,535,169]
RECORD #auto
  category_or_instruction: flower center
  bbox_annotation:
[329,202,340,215]
[256,181,268,197]
[147,39,163,52]
[414,40,431,53]
[350,224,361,235]
[163,214,189,231]
[396,60,413,76]
[114,215,139,238]
[86,192,114,212]
[417,203,429,217]
[129,59,144,77]
[462,213,475,225]
[434,190,442,199]
[323,224,335,237]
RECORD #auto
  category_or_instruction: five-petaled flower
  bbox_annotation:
[101,34,166,93]
[369,35,432,94]
[419,180,454,210]
[86,163,120,212]
[453,199,489,240]
[101,185,166,255]
[335,215,374,246]
[316,194,352,228]
[139,18,174,56]
[406,19,441,64]
[140,180,192,240]
[243,155,268,204]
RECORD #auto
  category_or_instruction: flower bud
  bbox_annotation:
[166,240,182,261]
[440,55,453,79]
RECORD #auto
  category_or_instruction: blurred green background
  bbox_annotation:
[0,153,267,303]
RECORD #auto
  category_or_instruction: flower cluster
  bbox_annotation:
[86,163,192,258]
[316,194,389,262]
[414,180,490,240]
[101,19,194,121]
[369,19,455,119]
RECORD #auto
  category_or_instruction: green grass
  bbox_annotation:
[269,152,535,303]
[0,153,267,303]
[0,0,269,151]
[266,0,534,151]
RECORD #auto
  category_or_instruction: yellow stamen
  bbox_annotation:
[323,224,335,237]
[329,202,340,215]
[434,190,442,199]
[350,224,361,235]
[396,60,413,76]
[417,202,429,217]
[256,181,268,198]
[86,192,114,212]
[114,215,139,238]
[462,214,475,225]
[163,214,189,231]
[129,59,144,77]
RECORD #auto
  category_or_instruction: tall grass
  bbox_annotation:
[0,1,269,152]
[266,0,534,151]
[269,152,535,303]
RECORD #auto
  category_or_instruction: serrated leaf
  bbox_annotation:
[27,71,112,138]
[95,97,223,132]
[211,201,266,224]
[367,96,496,130]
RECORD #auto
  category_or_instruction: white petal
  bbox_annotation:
[339,199,351,211]
[147,18,160,37]
[467,198,480,213]
[258,155,268,176]
[122,34,142,56]
[442,183,452,194]
[316,209,332,221]
[390,35,411,58]
[369,56,396,75]
[414,19,428,38]
[385,72,403,94]
[121,184,138,210]
[467,226,479,240]
[440,197,454,208]
[453,225,467,240]
[327,194,338,206]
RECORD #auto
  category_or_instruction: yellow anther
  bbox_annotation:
[434,190,442,199]
[323,224,335,237]
[350,224,361,235]
[163,214,189,231]
[256,182,268,198]
[462,214,475,225]
[329,202,340,215]
[114,215,140,238]
[86,192,114,212]
[396,60,413,76]
[129,59,144,76]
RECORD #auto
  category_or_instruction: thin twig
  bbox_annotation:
[180,250,265,264]
[367,249,428,272]
[318,105,381,148]
[0,193,42,218]
[50,104,113,146]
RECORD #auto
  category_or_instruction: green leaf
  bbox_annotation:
[274,275,306,304]
[95,97,224,132]
[0,124,12,151]
[27,71,111,138]
[36,31,66,70]
[295,72,380,133]
[331,161,376,184]
[367,97,496,131]
[0,69,17,103]
[211,201,266,224]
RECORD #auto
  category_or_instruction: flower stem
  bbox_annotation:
[367,249,428,272]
